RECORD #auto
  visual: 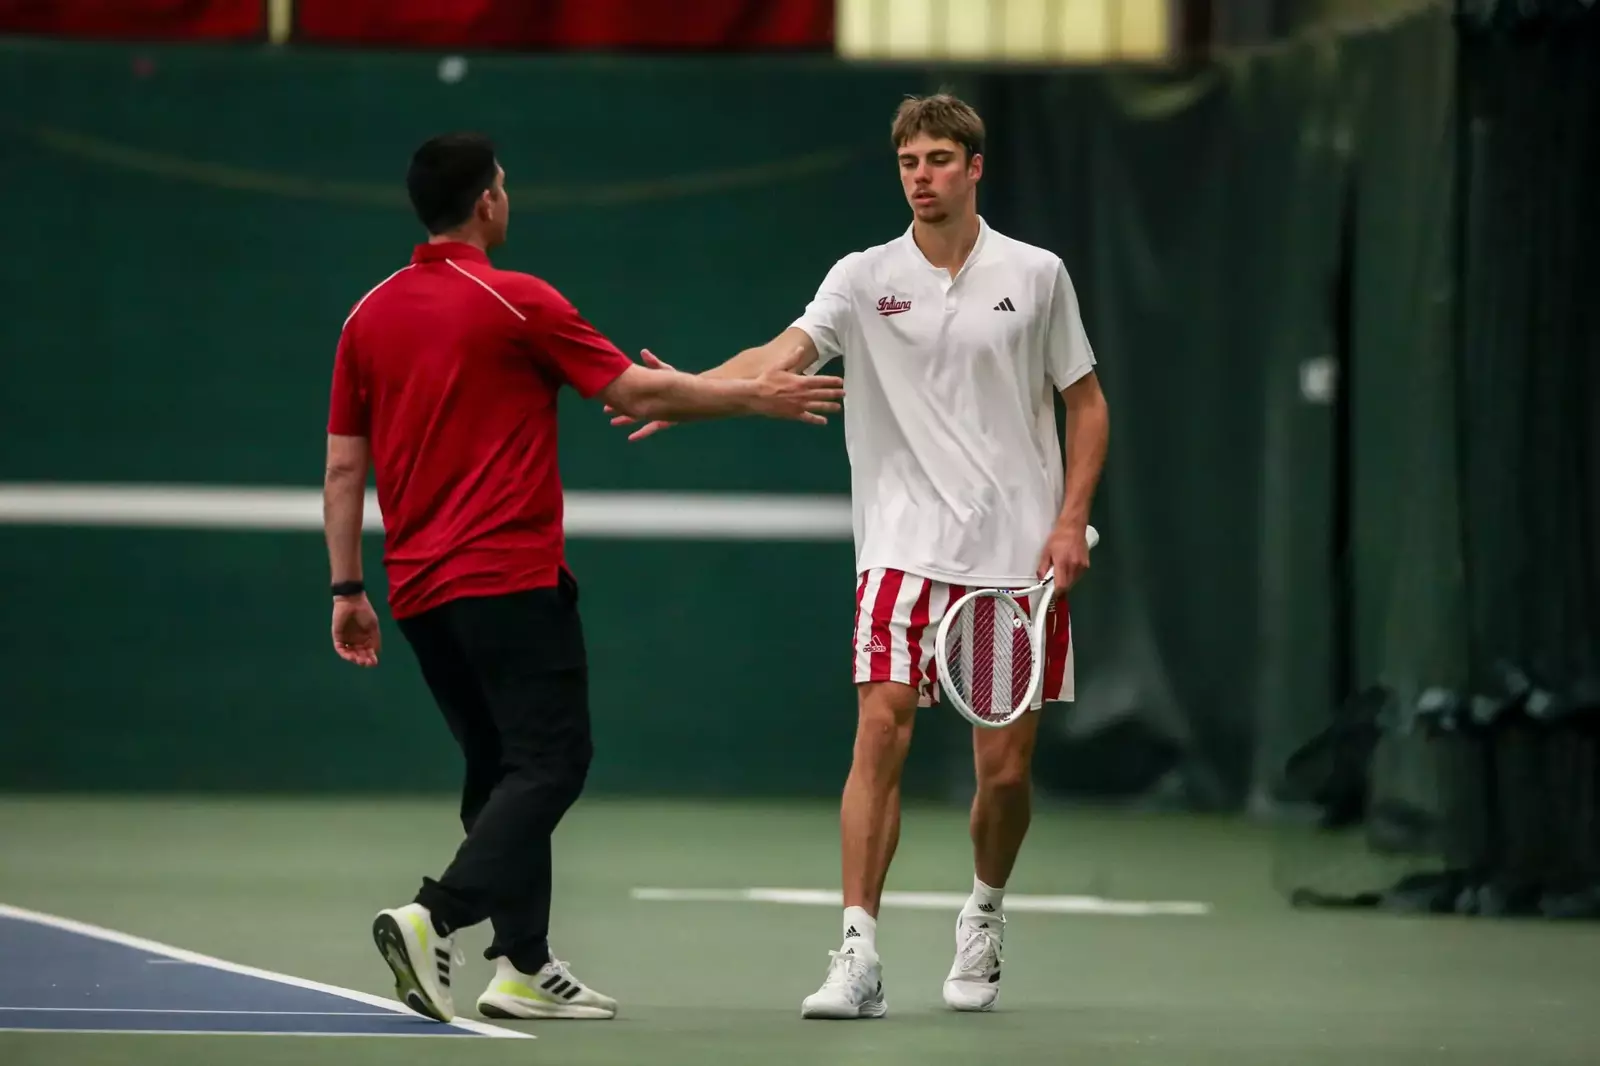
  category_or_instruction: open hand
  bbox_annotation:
[606,349,677,441]
[332,594,381,666]
[751,359,843,424]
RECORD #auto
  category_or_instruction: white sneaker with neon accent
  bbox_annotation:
[476,956,619,1020]
[371,903,463,1023]
[942,908,1005,1011]
[800,942,887,1019]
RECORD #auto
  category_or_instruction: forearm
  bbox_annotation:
[703,326,818,381]
[702,345,777,380]
[621,368,763,422]
[323,473,366,584]
[1057,389,1109,528]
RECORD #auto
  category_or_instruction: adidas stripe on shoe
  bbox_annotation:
[476,956,619,1020]
[371,903,462,1023]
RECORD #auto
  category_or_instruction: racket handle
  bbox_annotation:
[1032,526,1100,586]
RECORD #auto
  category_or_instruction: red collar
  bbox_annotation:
[411,241,490,265]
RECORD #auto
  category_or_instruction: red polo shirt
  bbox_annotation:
[327,241,633,619]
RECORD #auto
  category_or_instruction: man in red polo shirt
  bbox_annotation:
[322,133,842,1026]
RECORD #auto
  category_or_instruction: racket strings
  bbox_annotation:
[946,593,1036,722]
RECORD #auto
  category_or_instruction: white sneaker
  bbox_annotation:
[371,903,463,1022]
[476,956,619,1020]
[942,909,1004,1011]
[800,942,887,1019]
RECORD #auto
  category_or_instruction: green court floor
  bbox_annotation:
[3,795,1599,1065]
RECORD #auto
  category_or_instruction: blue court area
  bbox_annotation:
[0,905,521,1039]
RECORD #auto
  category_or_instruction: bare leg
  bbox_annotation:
[801,683,915,1019]
[970,710,1043,888]
[840,681,919,914]
[942,709,1041,1012]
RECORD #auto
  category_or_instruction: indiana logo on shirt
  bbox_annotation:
[877,295,912,317]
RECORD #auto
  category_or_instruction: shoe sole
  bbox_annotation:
[944,1000,997,1012]
[801,1000,888,1020]
[943,982,999,1012]
[478,997,616,1021]
[371,912,451,1023]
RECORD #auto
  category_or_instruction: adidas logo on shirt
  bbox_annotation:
[993,297,1017,312]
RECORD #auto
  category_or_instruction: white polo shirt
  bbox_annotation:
[793,217,1096,587]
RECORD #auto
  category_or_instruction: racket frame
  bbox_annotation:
[931,524,1099,730]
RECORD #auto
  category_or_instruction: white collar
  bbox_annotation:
[901,215,989,280]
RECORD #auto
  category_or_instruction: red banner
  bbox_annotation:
[0,0,262,39]
[296,0,833,50]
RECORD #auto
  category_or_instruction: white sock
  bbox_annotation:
[969,875,1005,915]
[842,906,876,948]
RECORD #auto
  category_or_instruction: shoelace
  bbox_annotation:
[545,958,583,991]
[955,922,1002,976]
[821,949,872,992]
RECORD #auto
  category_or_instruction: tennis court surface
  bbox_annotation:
[3,796,1598,1065]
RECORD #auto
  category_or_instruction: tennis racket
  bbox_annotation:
[933,525,1099,729]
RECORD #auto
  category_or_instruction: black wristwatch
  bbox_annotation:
[331,580,365,597]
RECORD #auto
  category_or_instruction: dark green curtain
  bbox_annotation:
[1273,4,1600,913]
[971,3,1457,809]
[1453,6,1600,717]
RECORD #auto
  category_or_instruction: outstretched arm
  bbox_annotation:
[610,252,855,441]
[704,326,824,379]
[514,274,840,429]
[595,341,840,426]
[608,327,826,440]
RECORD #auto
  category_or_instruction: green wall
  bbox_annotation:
[0,7,1475,806]
[0,41,930,491]
[0,40,971,797]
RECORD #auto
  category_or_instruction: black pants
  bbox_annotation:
[395,571,591,973]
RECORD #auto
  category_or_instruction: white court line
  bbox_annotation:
[631,887,1211,917]
[0,903,529,1039]
[0,1008,393,1016]
[0,1028,477,1038]
[0,483,853,539]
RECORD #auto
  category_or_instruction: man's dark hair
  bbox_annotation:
[406,133,498,234]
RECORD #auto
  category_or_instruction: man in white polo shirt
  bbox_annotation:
[610,93,1109,1018]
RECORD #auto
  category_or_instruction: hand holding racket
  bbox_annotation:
[1036,518,1094,595]
[934,525,1099,730]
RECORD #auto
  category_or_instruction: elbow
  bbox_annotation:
[622,392,671,421]
[602,367,671,421]
[324,462,365,488]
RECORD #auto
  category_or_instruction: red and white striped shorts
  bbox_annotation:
[852,568,1074,709]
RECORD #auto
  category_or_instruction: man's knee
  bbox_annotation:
[976,758,1031,797]
[974,720,1039,796]
[852,681,918,765]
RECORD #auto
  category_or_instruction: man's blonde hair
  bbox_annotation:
[890,92,985,161]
